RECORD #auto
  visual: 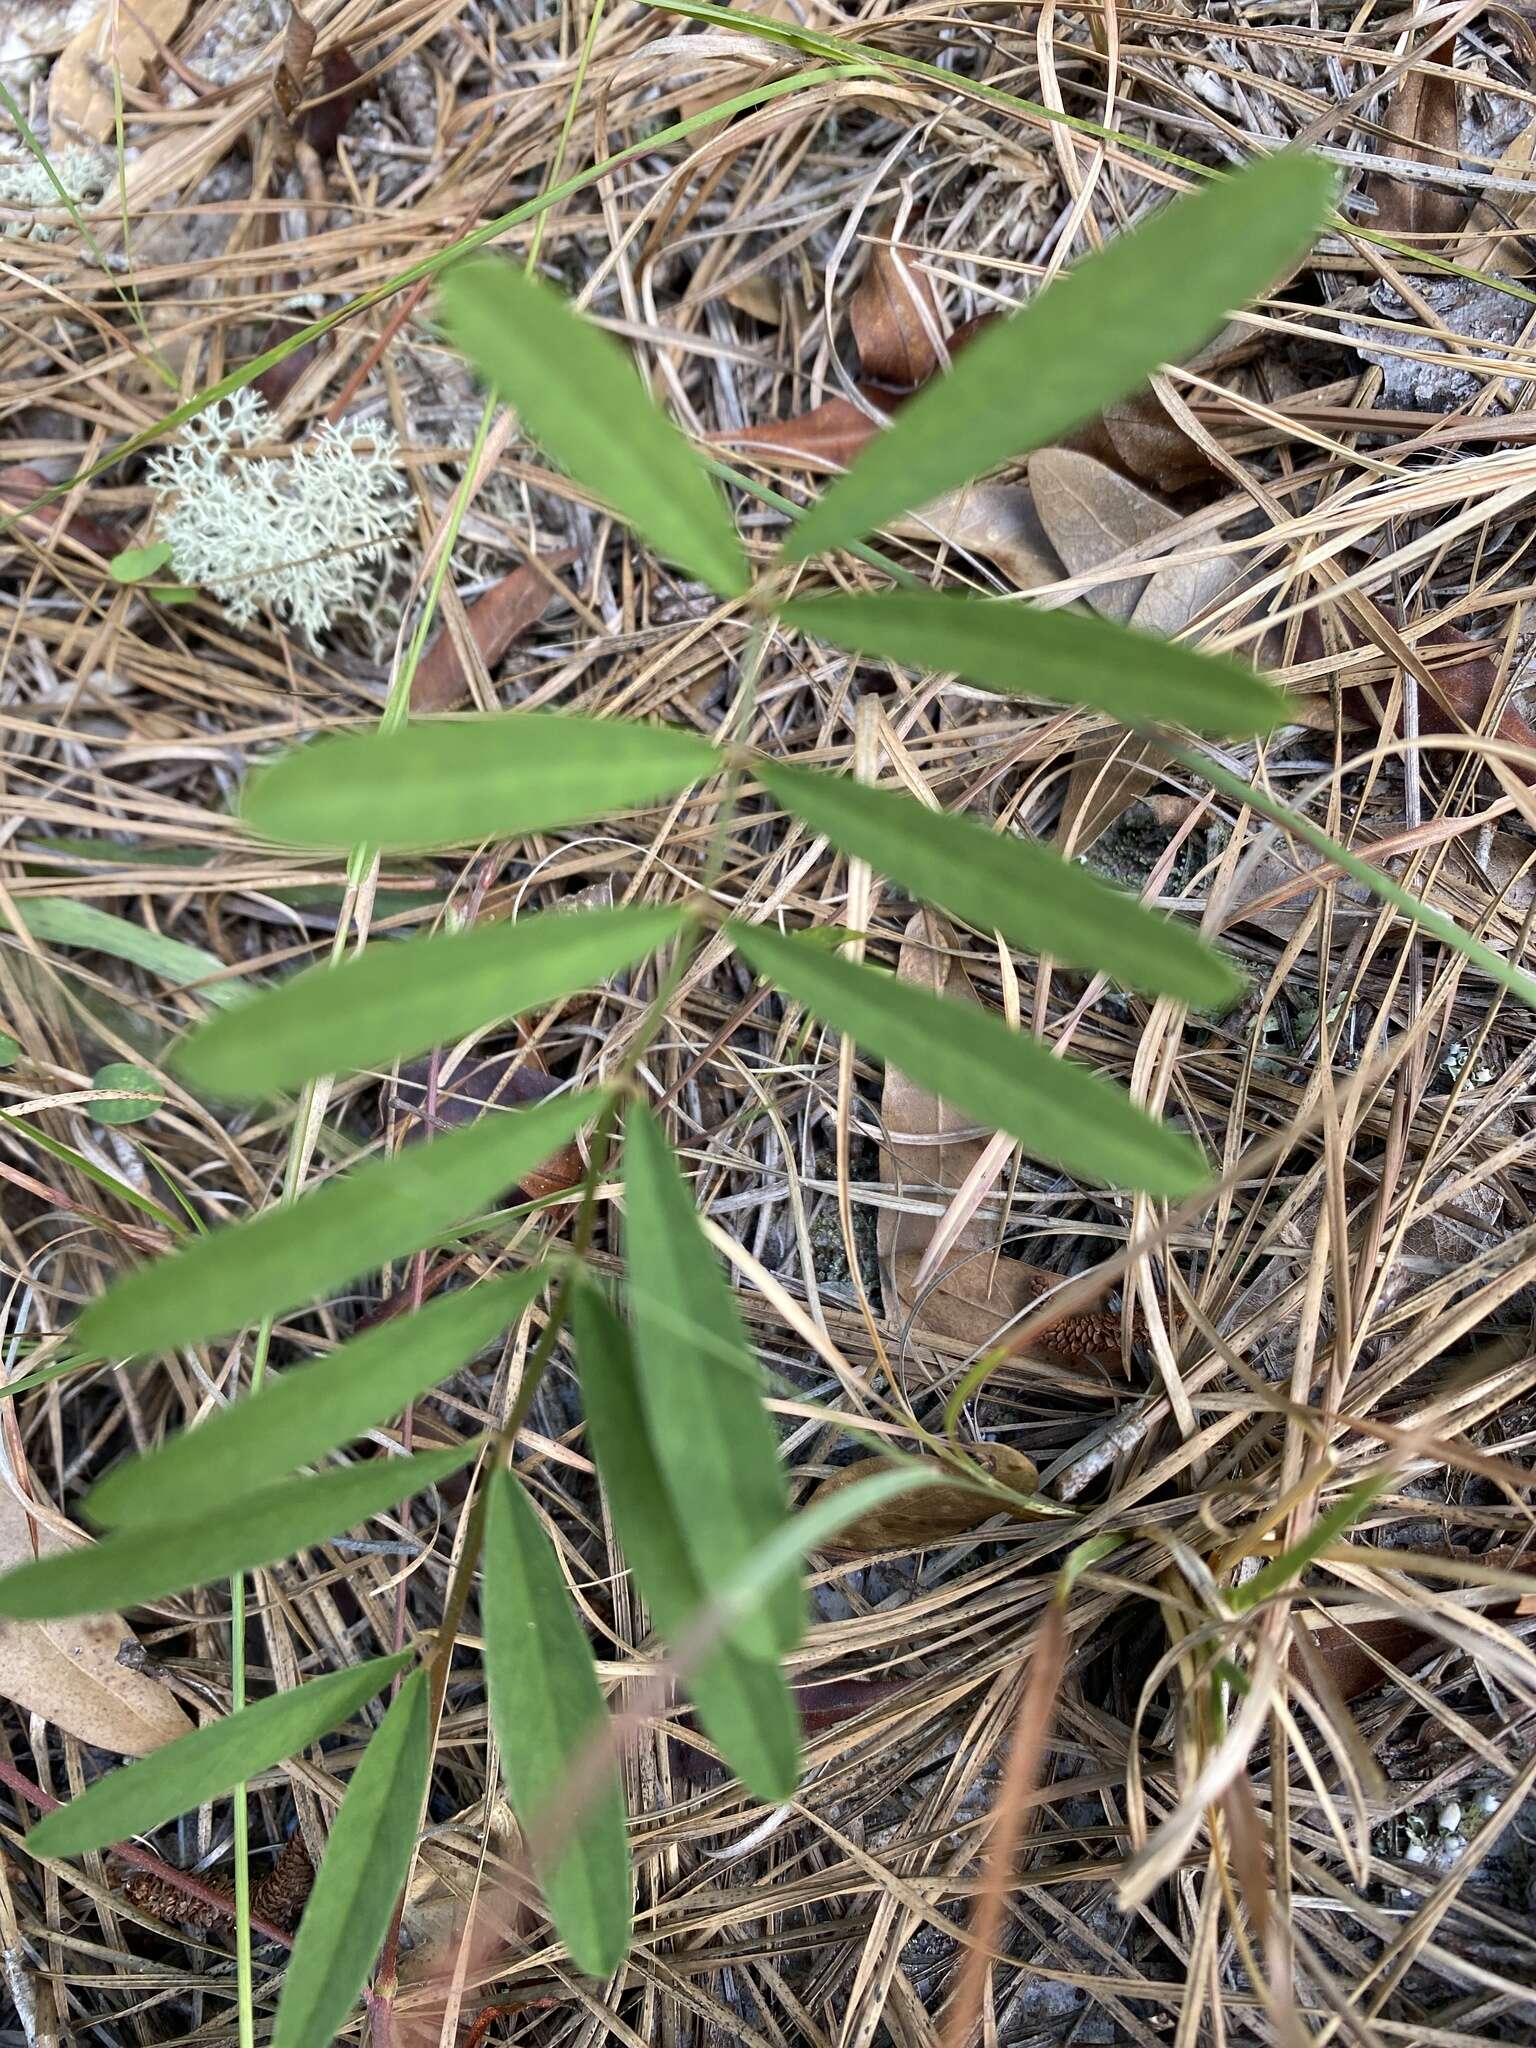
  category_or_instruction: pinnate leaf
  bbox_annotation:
[176,904,685,1100]
[572,1278,800,1799]
[757,759,1241,1006]
[729,921,1207,1196]
[783,150,1334,560]
[621,1103,800,1662]
[28,1653,411,1859]
[782,590,1282,736]
[273,1669,431,2048]
[0,1443,477,1621]
[483,1469,631,1975]
[88,1272,547,1529]
[439,256,748,597]
[76,1087,600,1358]
[244,714,717,852]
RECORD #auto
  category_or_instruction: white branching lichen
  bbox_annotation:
[146,388,410,641]
[0,148,108,240]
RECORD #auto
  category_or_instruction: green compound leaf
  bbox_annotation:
[28,1654,411,1859]
[730,921,1207,1197]
[440,256,748,598]
[483,1469,632,1976]
[244,714,718,853]
[781,589,1283,738]
[76,1087,601,1359]
[0,1443,477,1620]
[273,1669,431,2048]
[88,1271,547,1529]
[176,904,684,1100]
[757,758,1241,1007]
[783,150,1335,561]
[572,1278,800,1800]
[621,1103,800,1663]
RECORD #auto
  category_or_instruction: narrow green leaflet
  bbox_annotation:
[76,1087,600,1358]
[782,150,1334,561]
[27,1654,410,1859]
[483,1469,632,1976]
[12,900,247,1009]
[1229,1475,1390,1614]
[758,759,1241,1007]
[730,922,1206,1196]
[0,1443,476,1620]
[439,256,748,598]
[621,1103,799,1662]
[273,1668,431,2048]
[88,1272,546,1529]
[572,1279,800,1800]
[244,714,718,853]
[781,590,1283,737]
[176,904,684,1100]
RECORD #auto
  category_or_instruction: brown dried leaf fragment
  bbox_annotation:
[850,231,943,387]
[805,1443,1044,1553]
[273,1,317,128]
[411,551,578,713]
[49,0,190,141]
[1367,43,1464,240]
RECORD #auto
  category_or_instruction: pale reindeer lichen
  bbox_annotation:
[147,388,410,641]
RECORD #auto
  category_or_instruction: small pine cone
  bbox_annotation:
[119,1867,235,1929]
[252,1835,314,1928]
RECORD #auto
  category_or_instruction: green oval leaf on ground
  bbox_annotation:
[27,1653,410,1859]
[0,1033,20,1067]
[75,1087,601,1359]
[782,150,1335,561]
[483,1468,632,1977]
[572,1278,800,1800]
[91,1062,165,1126]
[757,759,1242,1007]
[620,1103,800,1662]
[244,715,718,852]
[439,256,748,598]
[273,1668,431,2048]
[729,921,1207,1196]
[87,1272,547,1529]
[781,589,1284,737]
[175,904,684,1100]
[0,1443,476,1620]
[109,540,173,583]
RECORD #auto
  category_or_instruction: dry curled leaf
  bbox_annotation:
[273,1,317,127]
[1366,42,1463,240]
[850,230,942,387]
[888,481,1061,590]
[411,551,577,712]
[0,463,116,558]
[0,1473,192,1755]
[707,391,887,472]
[49,0,190,140]
[300,44,363,158]
[804,1443,1043,1553]
[389,1051,585,1204]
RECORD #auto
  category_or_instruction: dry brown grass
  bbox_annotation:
[5,0,1536,2042]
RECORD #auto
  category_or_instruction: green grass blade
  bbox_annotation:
[13,900,248,1009]
[572,1279,800,1800]
[87,1273,547,1530]
[729,922,1207,1196]
[782,150,1335,561]
[439,257,748,598]
[483,1469,632,1976]
[175,904,685,1100]
[757,759,1242,1007]
[273,1669,431,2048]
[0,1445,476,1620]
[621,1104,799,1662]
[75,1088,602,1359]
[781,590,1283,737]
[1230,1475,1390,1613]
[27,1654,411,1859]
[243,715,717,852]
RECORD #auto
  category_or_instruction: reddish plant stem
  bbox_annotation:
[0,1754,293,1948]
